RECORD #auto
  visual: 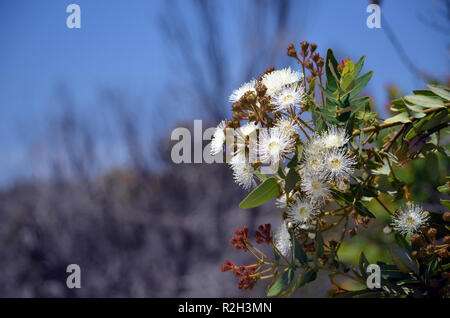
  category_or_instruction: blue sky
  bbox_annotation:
[0,0,448,185]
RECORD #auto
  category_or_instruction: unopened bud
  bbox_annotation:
[231,102,241,112]
[425,245,435,255]
[245,91,256,104]
[317,58,324,68]
[255,82,267,97]
[304,60,314,70]
[438,249,448,258]
[427,228,437,239]
[410,233,425,246]
[311,52,320,63]
[300,41,309,53]
[286,43,297,58]
[443,236,450,244]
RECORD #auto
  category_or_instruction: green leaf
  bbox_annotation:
[341,74,355,92]
[293,269,317,290]
[437,182,450,195]
[359,252,370,279]
[341,60,355,78]
[353,55,366,77]
[405,95,445,109]
[325,49,339,92]
[354,201,375,218]
[348,71,373,100]
[239,177,280,209]
[330,188,353,204]
[267,270,289,297]
[384,112,411,124]
[350,96,370,114]
[274,250,280,265]
[412,89,439,97]
[287,268,295,284]
[287,152,298,169]
[378,262,409,280]
[420,109,448,131]
[425,257,439,285]
[333,289,383,298]
[312,104,328,133]
[441,199,450,210]
[285,167,300,193]
[314,231,324,259]
[394,233,412,252]
[388,246,418,275]
[294,238,308,266]
[427,84,450,101]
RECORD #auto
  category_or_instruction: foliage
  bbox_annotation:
[217,42,450,298]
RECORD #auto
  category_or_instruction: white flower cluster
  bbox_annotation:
[211,68,306,190]
[211,68,358,257]
[275,130,351,239]
[274,128,356,256]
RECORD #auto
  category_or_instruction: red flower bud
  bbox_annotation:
[254,224,272,244]
[221,260,234,272]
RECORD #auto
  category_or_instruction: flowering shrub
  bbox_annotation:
[213,42,450,298]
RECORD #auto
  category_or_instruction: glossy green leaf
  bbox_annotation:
[285,168,300,193]
[441,199,450,210]
[359,252,370,279]
[348,71,373,99]
[437,182,450,195]
[239,177,280,209]
[384,112,411,124]
[294,238,308,266]
[354,201,375,218]
[425,257,439,285]
[341,60,355,78]
[325,49,339,92]
[427,84,450,101]
[353,55,366,77]
[267,270,289,297]
[405,95,445,109]
[388,246,418,274]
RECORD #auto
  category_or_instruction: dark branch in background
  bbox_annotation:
[159,0,303,123]
[378,0,449,83]
[381,16,425,82]
[417,0,450,36]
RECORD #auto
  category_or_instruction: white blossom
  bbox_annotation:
[210,120,227,155]
[275,222,292,257]
[258,128,295,171]
[391,204,429,235]
[274,118,298,139]
[322,127,349,149]
[229,80,256,103]
[325,148,356,181]
[229,152,256,190]
[301,173,331,204]
[272,84,305,111]
[286,197,319,225]
[261,67,302,97]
